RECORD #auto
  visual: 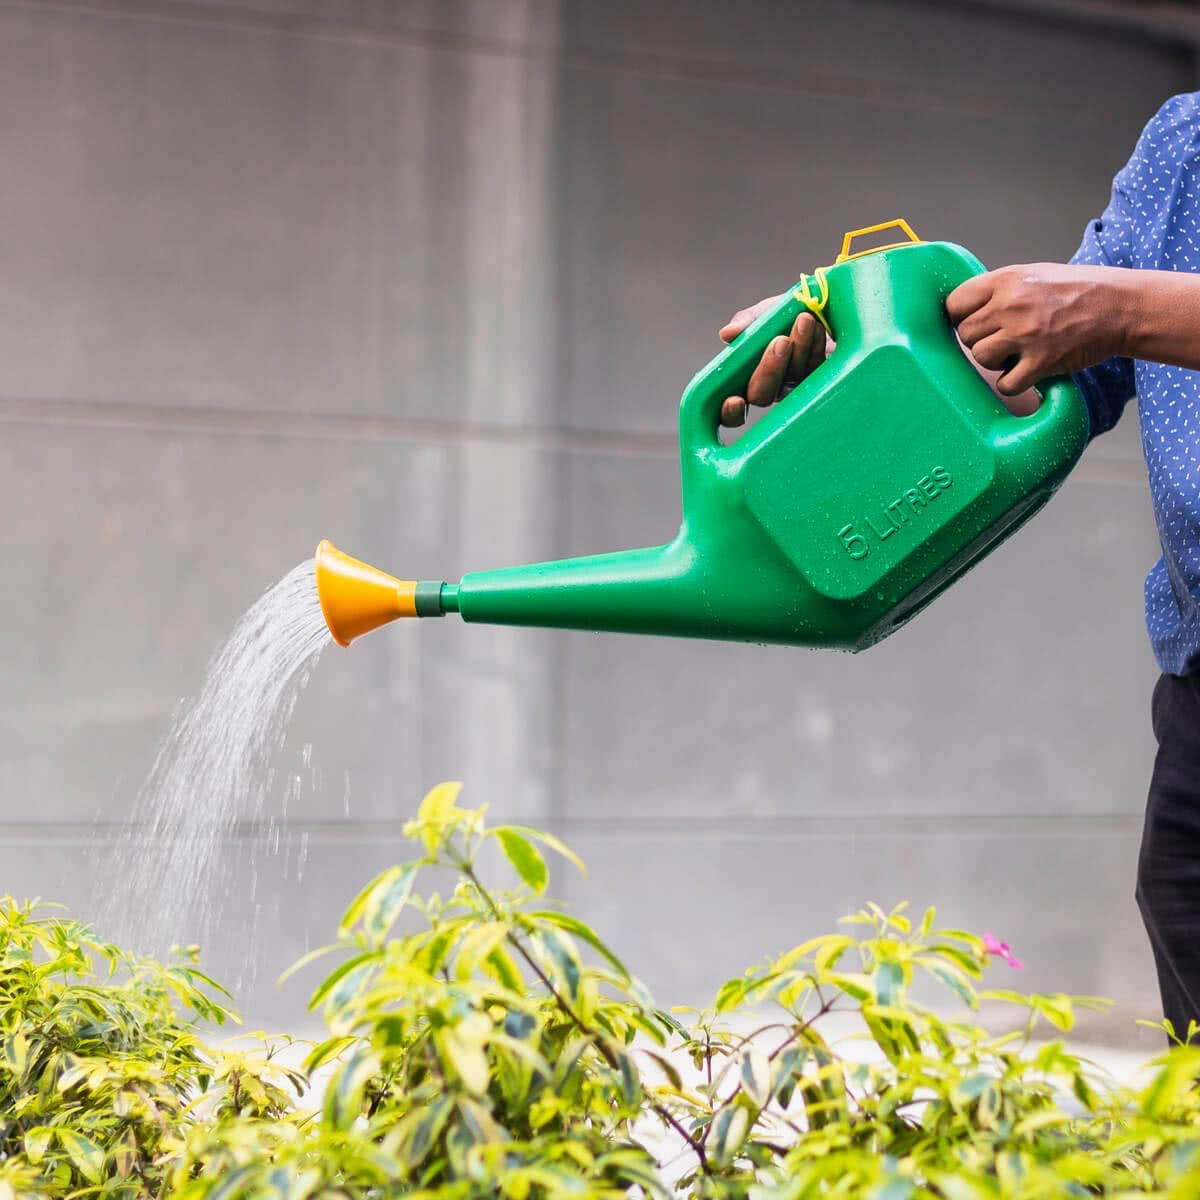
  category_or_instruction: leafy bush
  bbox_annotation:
[0,896,301,1197]
[4,782,1200,1198]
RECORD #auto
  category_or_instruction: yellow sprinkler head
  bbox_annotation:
[314,540,420,647]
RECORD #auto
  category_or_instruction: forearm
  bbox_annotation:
[1113,269,1200,371]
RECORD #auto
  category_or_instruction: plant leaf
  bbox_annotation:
[23,1127,51,1164]
[323,1045,379,1128]
[308,951,378,1012]
[709,1104,750,1168]
[527,910,630,979]
[364,862,419,943]
[739,1045,772,1108]
[536,929,581,1001]
[278,942,340,986]
[440,1025,491,1095]
[496,825,586,876]
[415,781,464,853]
[873,959,904,1006]
[403,1096,455,1167]
[302,1034,358,1074]
[57,1128,104,1184]
[494,829,548,894]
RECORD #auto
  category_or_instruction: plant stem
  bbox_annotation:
[459,858,712,1175]
[706,993,839,1137]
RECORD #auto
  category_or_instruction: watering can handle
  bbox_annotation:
[679,286,812,456]
[680,237,1087,460]
[997,374,1089,453]
[931,244,1090,452]
[680,220,921,454]
[837,218,921,262]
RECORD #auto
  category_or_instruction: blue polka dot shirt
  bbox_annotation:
[1072,93,1200,676]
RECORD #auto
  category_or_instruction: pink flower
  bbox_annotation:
[982,932,1023,970]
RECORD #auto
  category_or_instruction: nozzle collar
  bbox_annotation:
[415,581,445,618]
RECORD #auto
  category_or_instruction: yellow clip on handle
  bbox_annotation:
[793,269,832,336]
[836,219,921,264]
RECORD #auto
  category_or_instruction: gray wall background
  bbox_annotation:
[0,0,1190,1037]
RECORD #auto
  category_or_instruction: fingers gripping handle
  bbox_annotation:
[929,243,1088,447]
[928,245,1087,445]
[679,287,810,455]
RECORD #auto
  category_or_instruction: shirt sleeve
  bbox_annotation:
[1067,104,1167,438]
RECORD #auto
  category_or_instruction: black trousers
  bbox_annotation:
[1138,672,1200,1038]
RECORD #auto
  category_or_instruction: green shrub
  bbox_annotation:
[3,782,1200,1198]
[0,893,302,1197]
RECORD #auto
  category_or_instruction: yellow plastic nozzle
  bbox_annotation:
[314,540,419,647]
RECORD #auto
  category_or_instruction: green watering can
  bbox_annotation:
[316,220,1089,651]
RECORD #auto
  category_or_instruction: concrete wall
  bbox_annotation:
[0,0,1187,1035]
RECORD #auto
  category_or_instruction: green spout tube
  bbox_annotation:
[427,525,843,647]
[438,541,704,637]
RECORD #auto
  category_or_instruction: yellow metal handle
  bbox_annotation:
[836,218,921,264]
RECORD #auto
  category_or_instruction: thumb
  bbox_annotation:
[719,293,784,343]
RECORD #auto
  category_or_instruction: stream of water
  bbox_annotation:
[106,560,330,960]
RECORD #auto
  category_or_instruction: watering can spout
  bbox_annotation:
[315,538,710,644]
[314,540,435,646]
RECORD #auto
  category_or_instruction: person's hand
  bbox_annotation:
[946,263,1131,397]
[716,297,828,427]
